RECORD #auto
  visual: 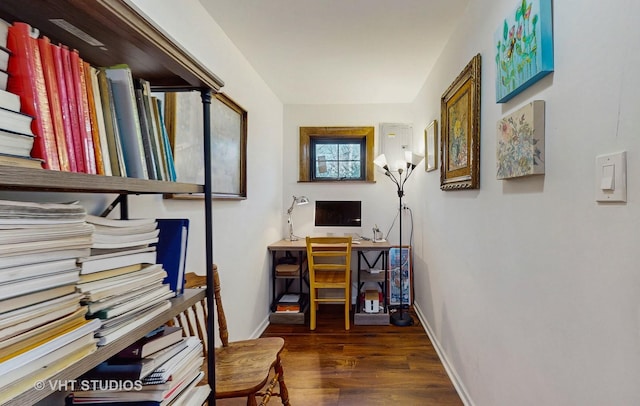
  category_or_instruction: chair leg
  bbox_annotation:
[275,356,290,405]
[247,394,257,406]
[310,288,316,330]
[345,287,350,330]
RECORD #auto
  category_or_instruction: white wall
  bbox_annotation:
[408,0,640,405]
[125,0,286,340]
[283,104,417,241]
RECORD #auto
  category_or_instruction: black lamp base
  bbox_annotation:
[390,311,414,327]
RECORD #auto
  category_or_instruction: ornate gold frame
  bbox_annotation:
[440,54,481,190]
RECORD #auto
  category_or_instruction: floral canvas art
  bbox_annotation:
[496,100,545,179]
[494,0,553,103]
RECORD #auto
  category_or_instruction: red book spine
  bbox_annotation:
[50,43,77,172]
[6,22,60,170]
[60,45,85,173]
[72,50,96,174]
[37,36,70,171]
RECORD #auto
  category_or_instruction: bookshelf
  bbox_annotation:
[0,0,221,404]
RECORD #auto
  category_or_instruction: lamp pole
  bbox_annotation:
[374,152,422,327]
[392,166,412,326]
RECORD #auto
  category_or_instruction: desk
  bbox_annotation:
[267,238,392,325]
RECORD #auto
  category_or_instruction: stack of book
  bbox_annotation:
[2,19,176,178]
[78,215,173,346]
[68,327,207,406]
[0,18,41,170]
[0,199,100,404]
[274,293,307,313]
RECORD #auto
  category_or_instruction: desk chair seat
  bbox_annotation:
[305,236,352,330]
[176,268,290,406]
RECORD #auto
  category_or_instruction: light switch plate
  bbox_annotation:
[595,151,626,202]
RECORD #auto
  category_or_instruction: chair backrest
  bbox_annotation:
[179,264,229,355]
[305,236,352,282]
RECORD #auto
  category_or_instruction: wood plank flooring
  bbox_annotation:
[217,305,462,406]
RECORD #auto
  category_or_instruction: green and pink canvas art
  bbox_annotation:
[494,0,554,103]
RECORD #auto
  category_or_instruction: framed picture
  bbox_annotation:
[165,91,247,199]
[424,120,438,172]
[388,246,412,306]
[440,54,481,190]
[494,0,554,103]
[497,100,545,179]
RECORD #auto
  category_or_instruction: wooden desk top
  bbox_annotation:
[268,238,391,251]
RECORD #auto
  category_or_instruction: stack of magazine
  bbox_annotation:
[79,215,173,346]
[0,199,100,404]
[68,327,207,406]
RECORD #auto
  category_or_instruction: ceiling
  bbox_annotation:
[199,0,469,104]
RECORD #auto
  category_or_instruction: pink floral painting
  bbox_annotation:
[496,100,545,179]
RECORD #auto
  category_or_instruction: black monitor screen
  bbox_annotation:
[315,201,362,227]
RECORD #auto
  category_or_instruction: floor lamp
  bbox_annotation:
[287,195,309,241]
[374,152,423,326]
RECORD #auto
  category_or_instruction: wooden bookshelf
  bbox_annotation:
[0,0,223,91]
[0,1,220,404]
[1,289,206,406]
[0,165,202,194]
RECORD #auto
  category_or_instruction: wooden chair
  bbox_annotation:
[175,266,290,405]
[305,236,353,330]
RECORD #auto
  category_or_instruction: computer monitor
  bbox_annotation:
[314,200,362,227]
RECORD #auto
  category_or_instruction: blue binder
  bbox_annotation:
[155,219,189,296]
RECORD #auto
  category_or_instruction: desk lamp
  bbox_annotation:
[374,151,423,326]
[287,195,309,241]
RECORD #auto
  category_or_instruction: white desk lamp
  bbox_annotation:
[286,195,309,241]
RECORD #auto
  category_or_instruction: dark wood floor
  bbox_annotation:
[217,305,462,406]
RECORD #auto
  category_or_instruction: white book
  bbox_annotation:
[0,333,96,390]
[86,214,156,228]
[82,267,167,302]
[89,66,112,176]
[0,292,81,328]
[0,248,90,270]
[96,300,170,346]
[0,70,7,91]
[91,236,158,250]
[0,258,78,284]
[0,235,92,257]
[0,18,9,49]
[0,89,20,113]
[104,65,148,179]
[92,221,157,236]
[93,228,158,243]
[0,269,79,300]
[0,48,7,73]
[0,106,34,136]
[0,318,100,376]
[86,282,166,315]
[77,264,164,293]
[0,222,93,245]
[94,285,173,319]
[78,248,157,275]
[0,300,81,341]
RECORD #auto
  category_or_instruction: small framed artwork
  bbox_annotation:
[388,246,412,306]
[440,53,481,190]
[424,120,438,172]
[165,91,247,199]
[497,100,545,179]
[494,0,554,103]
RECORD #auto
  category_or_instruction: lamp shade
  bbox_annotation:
[295,196,309,205]
[373,154,388,169]
[404,151,424,166]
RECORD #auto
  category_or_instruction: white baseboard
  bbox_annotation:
[413,303,474,406]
